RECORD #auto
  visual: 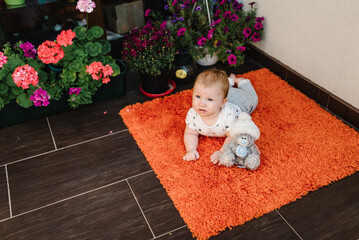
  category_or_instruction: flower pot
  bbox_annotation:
[140,70,171,95]
[48,63,63,73]
[4,0,25,5]
[196,53,219,66]
[170,51,198,84]
[0,60,128,128]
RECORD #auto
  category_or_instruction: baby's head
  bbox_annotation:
[194,69,229,99]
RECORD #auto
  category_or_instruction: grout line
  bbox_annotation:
[4,165,13,218]
[152,225,188,239]
[0,169,154,223]
[275,210,303,240]
[1,129,130,168]
[126,179,156,239]
[46,116,57,150]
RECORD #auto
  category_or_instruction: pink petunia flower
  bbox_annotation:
[254,22,263,30]
[243,28,251,38]
[228,54,237,65]
[251,32,261,42]
[207,28,215,40]
[177,28,186,36]
[197,36,206,46]
[145,9,151,17]
[236,46,246,51]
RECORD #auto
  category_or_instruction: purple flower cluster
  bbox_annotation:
[30,88,50,107]
[121,22,175,63]
[69,87,82,95]
[19,41,37,59]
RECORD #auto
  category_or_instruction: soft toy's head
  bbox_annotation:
[234,134,254,147]
[229,112,260,140]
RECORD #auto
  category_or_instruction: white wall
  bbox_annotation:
[244,0,359,109]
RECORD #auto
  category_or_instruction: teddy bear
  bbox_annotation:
[219,112,261,170]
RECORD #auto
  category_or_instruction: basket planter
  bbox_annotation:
[0,60,127,128]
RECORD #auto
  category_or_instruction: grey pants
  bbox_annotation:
[227,81,258,114]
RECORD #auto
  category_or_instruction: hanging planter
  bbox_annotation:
[196,53,219,66]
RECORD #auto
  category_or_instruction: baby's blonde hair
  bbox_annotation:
[194,69,229,98]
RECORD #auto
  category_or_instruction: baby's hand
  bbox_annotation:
[183,150,199,161]
[210,151,222,164]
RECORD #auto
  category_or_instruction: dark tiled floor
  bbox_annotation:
[0,57,358,239]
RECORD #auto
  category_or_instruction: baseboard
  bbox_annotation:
[247,44,359,131]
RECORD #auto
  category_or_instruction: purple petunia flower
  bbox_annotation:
[223,26,229,33]
[228,54,237,65]
[233,2,243,10]
[177,28,186,36]
[225,50,232,54]
[256,17,264,22]
[236,46,246,51]
[196,6,202,11]
[211,19,221,26]
[172,17,179,23]
[164,4,169,10]
[216,40,222,47]
[223,11,231,18]
[254,22,263,30]
[69,87,82,95]
[30,88,50,106]
[207,28,215,40]
[179,17,184,21]
[243,28,251,38]
[251,32,261,42]
[197,36,206,46]
[230,14,239,21]
[19,41,37,59]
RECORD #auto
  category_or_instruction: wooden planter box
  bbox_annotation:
[0,60,127,128]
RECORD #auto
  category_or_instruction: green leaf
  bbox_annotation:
[89,26,104,39]
[16,93,33,108]
[10,86,22,96]
[0,83,8,95]
[85,42,102,57]
[99,39,111,54]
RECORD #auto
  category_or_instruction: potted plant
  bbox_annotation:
[0,41,49,110]
[121,21,177,95]
[37,25,121,108]
[213,1,265,66]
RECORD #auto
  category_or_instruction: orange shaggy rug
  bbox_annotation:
[119,68,359,239]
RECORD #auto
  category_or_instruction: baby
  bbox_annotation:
[183,68,258,164]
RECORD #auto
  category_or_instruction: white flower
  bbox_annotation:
[76,0,96,13]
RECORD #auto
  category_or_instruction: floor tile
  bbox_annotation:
[155,211,300,240]
[128,171,185,237]
[8,131,151,215]
[0,181,153,240]
[278,172,359,240]
[209,211,300,240]
[0,166,10,220]
[0,118,54,165]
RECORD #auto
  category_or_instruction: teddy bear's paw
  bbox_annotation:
[219,154,235,167]
[244,154,260,170]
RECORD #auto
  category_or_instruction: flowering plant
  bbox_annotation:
[0,41,49,109]
[163,0,220,60]
[121,22,176,76]
[213,1,264,66]
[37,26,120,108]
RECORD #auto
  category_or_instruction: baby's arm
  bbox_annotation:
[210,133,232,164]
[183,125,200,161]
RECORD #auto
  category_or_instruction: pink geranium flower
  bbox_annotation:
[12,64,39,89]
[86,61,113,84]
[0,52,7,68]
[56,29,76,47]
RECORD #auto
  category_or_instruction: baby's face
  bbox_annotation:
[192,82,227,119]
